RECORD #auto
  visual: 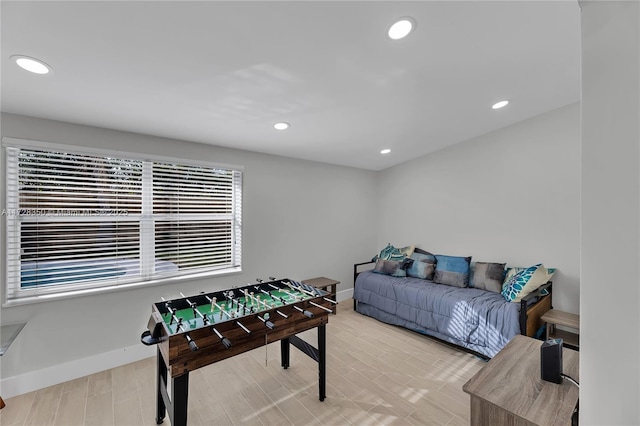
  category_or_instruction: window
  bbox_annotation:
[4,138,242,303]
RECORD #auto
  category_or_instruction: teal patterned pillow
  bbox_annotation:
[502,264,553,302]
[504,266,555,283]
[372,243,415,262]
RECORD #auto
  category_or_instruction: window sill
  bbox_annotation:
[2,267,242,308]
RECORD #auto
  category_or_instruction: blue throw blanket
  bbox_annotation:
[354,271,521,358]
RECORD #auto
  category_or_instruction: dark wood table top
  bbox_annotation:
[302,277,339,288]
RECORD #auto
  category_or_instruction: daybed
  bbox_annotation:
[352,247,553,358]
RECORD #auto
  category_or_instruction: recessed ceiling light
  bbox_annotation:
[273,122,290,130]
[388,18,416,40]
[380,149,391,154]
[11,55,51,75]
[492,100,509,109]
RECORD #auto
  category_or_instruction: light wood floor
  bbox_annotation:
[0,300,484,425]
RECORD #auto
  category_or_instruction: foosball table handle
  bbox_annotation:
[293,305,315,318]
[257,314,276,330]
[213,327,233,349]
[185,334,199,351]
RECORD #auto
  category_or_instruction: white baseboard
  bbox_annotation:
[0,343,155,399]
[336,288,353,302]
[1,288,354,399]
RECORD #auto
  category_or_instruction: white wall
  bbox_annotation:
[0,112,377,397]
[376,103,581,314]
[580,1,640,424]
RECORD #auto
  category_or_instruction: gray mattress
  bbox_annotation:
[353,271,521,358]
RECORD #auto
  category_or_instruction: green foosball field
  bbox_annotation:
[161,284,316,334]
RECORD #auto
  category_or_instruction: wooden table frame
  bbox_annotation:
[154,324,327,426]
[143,281,333,426]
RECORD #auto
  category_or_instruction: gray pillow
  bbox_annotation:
[407,249,437,279]
[473,262,506,292]
[373,258,410,277]
[407,261,436,280]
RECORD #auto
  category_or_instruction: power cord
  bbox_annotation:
[560,374,579,426]
[561,374,580,388]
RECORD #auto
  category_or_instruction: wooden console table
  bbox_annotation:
[463,335,579,425]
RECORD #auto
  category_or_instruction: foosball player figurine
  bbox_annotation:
[182,293,209,326]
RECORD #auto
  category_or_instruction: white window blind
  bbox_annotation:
[4,140,242,302]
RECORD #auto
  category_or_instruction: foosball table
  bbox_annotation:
[141,277,336,426]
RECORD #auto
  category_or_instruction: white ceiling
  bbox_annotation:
[1,1,581,171]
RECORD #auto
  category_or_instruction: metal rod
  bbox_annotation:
[309,301,333,313]
[236,321,251,334]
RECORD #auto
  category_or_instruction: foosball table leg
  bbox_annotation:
[318,324,326,402]
[156,348,167,424]
[281,337,290,369]
[171,374,189,426]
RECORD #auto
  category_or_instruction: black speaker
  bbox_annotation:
[540,338,563,384]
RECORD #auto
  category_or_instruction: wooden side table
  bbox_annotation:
[463,335,579,426]
[541,309,580,349]
[302,277,339,314]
